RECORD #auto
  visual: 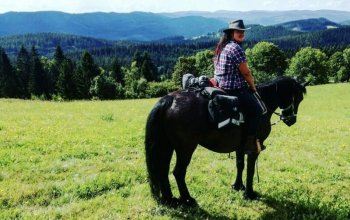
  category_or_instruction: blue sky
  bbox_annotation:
[1,0,350,13]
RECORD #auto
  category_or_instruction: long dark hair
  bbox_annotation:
[214,31,231,63]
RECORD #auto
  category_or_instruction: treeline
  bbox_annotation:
[2,26,350,78]
[1,40,349,100]
[71,40,216,77]
[0,45,178,100]
[0,33,217,77]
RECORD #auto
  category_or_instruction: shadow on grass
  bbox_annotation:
[156,193,349,219]
[259,194,348,220]
[169,205,233,220]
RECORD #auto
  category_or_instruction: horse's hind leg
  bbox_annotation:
[232,151,246,191]
[159,146,176,205]
[173,145,197,206]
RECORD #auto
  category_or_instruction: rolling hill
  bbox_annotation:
[276,17,342,32]
[0,11,226,41]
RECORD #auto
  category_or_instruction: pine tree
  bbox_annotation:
[76,51,100,99]
[74,51,100,99]
[54,45,65,66]
[110,58,124,85]
[56,58,75,99]
[0,48,18,98]
[51,45,66,93]
[16,46,31,98]
[141,52,157,82]
[28,46,47,97]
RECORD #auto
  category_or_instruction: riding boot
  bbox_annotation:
[243,136,258,154]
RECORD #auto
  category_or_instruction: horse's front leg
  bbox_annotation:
[244,153,260,200]
[232,151,245,191]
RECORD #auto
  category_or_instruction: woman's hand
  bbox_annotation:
[239,62,256,92]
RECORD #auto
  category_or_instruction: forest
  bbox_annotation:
[0,26,350,100]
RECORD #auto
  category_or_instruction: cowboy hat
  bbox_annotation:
[223,19,250,34]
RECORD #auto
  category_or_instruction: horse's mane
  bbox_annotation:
[257,76,307,95]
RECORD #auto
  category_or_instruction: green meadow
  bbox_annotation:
[0,83,349,219]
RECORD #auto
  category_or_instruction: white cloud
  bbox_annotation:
[262,1,275,6]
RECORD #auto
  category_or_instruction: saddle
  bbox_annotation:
[182,73,244,129]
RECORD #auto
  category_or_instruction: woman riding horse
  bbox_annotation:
[145,20,308,207]
[214,19,263,154]
[145,76,307,206]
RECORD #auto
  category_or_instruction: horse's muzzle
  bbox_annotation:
[282,115,296,127]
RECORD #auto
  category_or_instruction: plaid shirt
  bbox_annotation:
[214,41,247,90]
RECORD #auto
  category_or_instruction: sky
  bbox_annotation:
[0,0,350,13]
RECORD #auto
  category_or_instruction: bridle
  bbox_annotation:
[270,102,295,126]
[265,82,297,126]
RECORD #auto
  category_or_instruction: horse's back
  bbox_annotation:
[164,90,242,153]
[165,90,210,133]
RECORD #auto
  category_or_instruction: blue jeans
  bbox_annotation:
[225,88,262,137]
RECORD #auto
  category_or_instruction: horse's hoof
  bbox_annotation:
[179,197,198,207]
[243,191,260,200]
[232,183,246,191]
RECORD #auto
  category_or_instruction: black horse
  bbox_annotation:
[145,76,308,206]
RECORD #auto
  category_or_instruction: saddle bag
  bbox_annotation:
[208,94,244,129]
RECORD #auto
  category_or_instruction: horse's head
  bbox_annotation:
[276,77,308,126]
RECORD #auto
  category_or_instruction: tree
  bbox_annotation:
[194,50,214,77]
[41,57,58,96]
[74,51,100,99]
[132,51,143,69]
[56,58,76,99]
[90,69,119,100]
[124,61,141,98]
[16,46,31,98]
[172,56,196,86]
[246,42,287,83]
[0,48,18,97]
[141,52,157,82]
[342,48,350,82]
[51,45,66,93]
[328,51,345,82]
[54,45,65,66]
[110,58,124,85]
[81,51,99,80]
[286,47,329,85]
[28,46,48,97]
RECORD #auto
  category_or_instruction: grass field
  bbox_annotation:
[0,83,349,219]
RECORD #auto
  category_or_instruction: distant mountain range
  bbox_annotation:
[0,11,226,41]
[161,10,350,25]
[0,10,349,41]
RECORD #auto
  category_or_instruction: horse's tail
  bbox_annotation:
[145,95,174,202]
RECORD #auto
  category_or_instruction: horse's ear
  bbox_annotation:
[302,81,311,87]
